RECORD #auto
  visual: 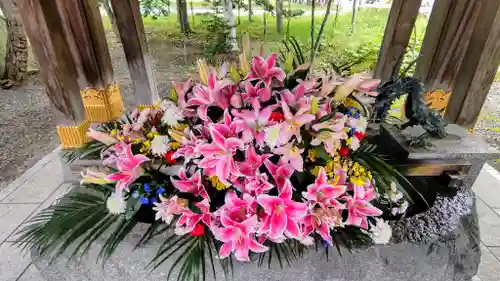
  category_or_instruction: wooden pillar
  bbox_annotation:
[111,0,159,105]
[374,0,422,81]
[415,0,481,91]
[56,0,124,122]
[445,0,500,128]
[19,0,86,123]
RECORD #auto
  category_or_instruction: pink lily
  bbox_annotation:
[197,125,243,185]
[221,192,257,221]
[247,54,286,83]
[172,79,192,108]
[106,144,149,193]
[342,188,382,229]
[303,167,346,207]
[241,81,272,109]
[153,195,186,224]
[187,73,237,120]
[231,104,277,144]
[175,199,211,235]
[214,214,268,261]
[171,169,209,199]
[172,130,206,162]
[237,145,270,176]
[257,180,307,240]
[302,206,343,246]
[244,172,274,196]
[273,143,305,172]
[264,159,294,191]
[87,128,118,146]
[210,109,245,139]
[279,101,315,144]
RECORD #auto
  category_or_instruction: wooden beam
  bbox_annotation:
[374,0,422,81]
[19,0,86,122]
[111,0,159,104]
[56,0,114,88]
[415,0,481,91]
[446,0,500,128]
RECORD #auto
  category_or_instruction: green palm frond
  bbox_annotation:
[149,234,232,281]
[352,143,427,207]
[13,184,136,263]
[62,141,106,163]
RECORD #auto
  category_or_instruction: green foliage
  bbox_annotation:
[202,16,233,57]
[141,0,171,18]
[284,9,305,18]
[255,0,274,12]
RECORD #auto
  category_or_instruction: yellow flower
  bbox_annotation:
[210,176,228,191]
[170,142,181,149]
[308,149,317,162]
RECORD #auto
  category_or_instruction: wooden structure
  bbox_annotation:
[376,0,500,128]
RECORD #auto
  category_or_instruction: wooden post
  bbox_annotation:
[445,0,500,128]
[111,0,159,105]
[374,0,422,81]
[415,0,481,91]
[56,0,124,122]
[19,0,85,123]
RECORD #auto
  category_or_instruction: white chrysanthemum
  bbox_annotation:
[161,100,184,126]
[369,218,392,245]
[391,200,409,216]
[106,192,127,214]
[264,124,281,148]
[300,236,315,246]
[151,135,170,156]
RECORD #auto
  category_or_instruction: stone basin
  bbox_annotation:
[32,187,479,281]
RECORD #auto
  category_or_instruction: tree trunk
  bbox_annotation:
[248,0,252,22]
[0,0,28,88]
[351,0,357,33]
[276,0,283,34]
[177,0,190,34]
[223,0,238,50]
[100,0,121,41]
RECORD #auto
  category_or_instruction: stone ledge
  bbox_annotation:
[31,188,480,281]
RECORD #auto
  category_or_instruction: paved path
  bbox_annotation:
[0,149,500,280]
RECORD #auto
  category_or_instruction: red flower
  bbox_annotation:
[191,223,205,236]
[339,146,350,157]
[164,150,177,164]
[354,131,365,141]
[268,111,285,122]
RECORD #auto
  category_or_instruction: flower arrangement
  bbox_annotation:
[17,51,416,281]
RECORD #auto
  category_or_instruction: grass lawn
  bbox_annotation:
[184,0,329,10]
[124,8,428,72]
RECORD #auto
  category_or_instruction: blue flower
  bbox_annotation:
[140,196,149,205]
[150,197,158,204]
[143,184,151,193]
[132,190,140,199]
[156,186,166,195]
[322,240,331,249]
[354,112,361,119]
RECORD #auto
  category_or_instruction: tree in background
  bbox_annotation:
[276,0,283,34]
[351,0,357,32]
[0,0,27,89]
[177,0,191,33]
[99,0,121,40]
[248,0,252,22]
[223,0,238,50]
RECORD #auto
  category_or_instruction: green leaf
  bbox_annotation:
[125,197,142,221]
[188,200,202,214]
[316,113,334,123]
[313,146,330,162]
[284,51,294,73]
[229,64,241,82]
[170,87,179,103]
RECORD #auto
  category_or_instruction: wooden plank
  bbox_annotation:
[56,0,114,88]
[415,0,481,91]
[374,0,422,81]
[446,0,500,128]
[111,0,159,104]
[18,0,86,122]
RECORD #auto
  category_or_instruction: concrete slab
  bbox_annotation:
[479,244,500,281]
[474,168,500,208]
[0,242,31,281]
[0,203,39,243]
[18,263,45,281]
[2,159,63,203]
[477,199,500,247]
